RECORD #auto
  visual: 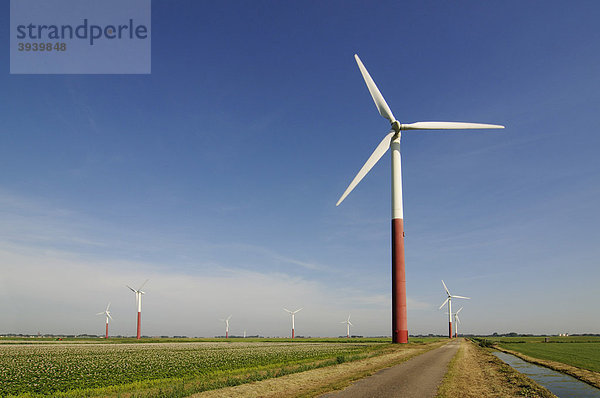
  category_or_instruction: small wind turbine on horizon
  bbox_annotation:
[219,315,232,338]
[336,54,503,343]
[126,279,148,340]
[283,308,302,339]
[341,314,353,338]
[439,280,469,339]
[96,303,112,339]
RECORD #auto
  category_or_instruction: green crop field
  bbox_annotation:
[0,339,417,397]
[482,336,600,344]
[497,341,600,373]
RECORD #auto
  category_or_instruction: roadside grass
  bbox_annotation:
[436,341,464,397]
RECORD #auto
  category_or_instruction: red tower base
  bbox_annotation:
[105,323,109,339]
[449,322,452,339]
[292,328,295,339]
[137,312,141,340]
[392,219,408,343]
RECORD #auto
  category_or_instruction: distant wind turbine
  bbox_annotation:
[284,308,302,339]
[341,314,353,338]
[439,280,469,339]
[336,54,503,343]
[454,307,463,338]
[126,279,148,340]
[96,303,112,339]
[219,315,232,338]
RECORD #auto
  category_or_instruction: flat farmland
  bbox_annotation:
[484,336,600,344]
[497,342,600,373]
[0,339,418,397]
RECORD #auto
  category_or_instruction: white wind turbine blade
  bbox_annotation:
[126,285,136,293]
[455,314,461,324]
[283,308,292,314]
[106,303,111,312]
[336,131,394,206]
[138,279,149,291]
[441,280,450,296]
[226,315,232,321]
[96,312,104,315]
[456,307,463,314]
[401,122,504,130]
[107,312,113,320]
[354,54,396,123]
[293,308,303,314]
[348,321,353,326]
[439,297,449,310]
[451,295,470,300]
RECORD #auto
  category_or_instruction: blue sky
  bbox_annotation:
[1,1,599,337]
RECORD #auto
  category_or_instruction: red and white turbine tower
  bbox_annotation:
[454,307,463,338]
[284,308,302,339]
[439,280,469,339]
[341,314,353,338]
[96,303,112,339]
[219,315,232,338]
[126,279,148,340]
[336,54,503,343]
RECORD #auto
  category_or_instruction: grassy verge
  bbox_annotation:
[436,339,555,398]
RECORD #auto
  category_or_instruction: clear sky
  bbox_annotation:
[1,1,599,338]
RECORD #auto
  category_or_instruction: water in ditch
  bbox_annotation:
[493,351,600,398]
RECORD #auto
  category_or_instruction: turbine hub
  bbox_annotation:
[391,120,401,133]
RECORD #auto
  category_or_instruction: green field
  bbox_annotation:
[482,336,600,344]
[493,339,600,373]
[0,338,440,397]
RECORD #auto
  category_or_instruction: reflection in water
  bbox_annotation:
[493,351,600,398]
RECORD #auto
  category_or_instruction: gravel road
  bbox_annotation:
[320,339,460,398]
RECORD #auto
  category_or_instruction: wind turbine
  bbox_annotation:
[439,280,470,339]
[454,307,463,338]
[219,315,232,338]
[336,54,503,343]
[126,279,148,340]
[283,308,302,339]
[96,303,112,339]
[341,314,353,338]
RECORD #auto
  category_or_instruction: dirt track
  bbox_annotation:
[320,340,460,398]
